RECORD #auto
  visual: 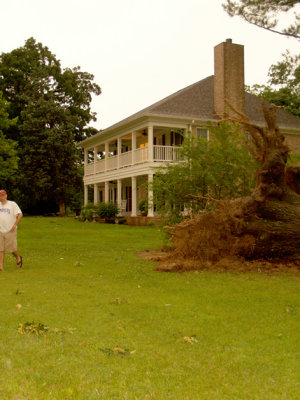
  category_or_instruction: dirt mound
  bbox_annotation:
[136,248,300,274]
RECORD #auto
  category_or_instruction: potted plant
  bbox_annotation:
[138,199,148,216]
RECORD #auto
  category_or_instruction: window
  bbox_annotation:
[196,128,209,140]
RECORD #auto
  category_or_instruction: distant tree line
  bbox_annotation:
[0,38,101,215]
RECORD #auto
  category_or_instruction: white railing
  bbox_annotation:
[153,145,180,161]
[85,162,94,175]
[95,159,105,173]
[107,155,118,170]
[119,151,132,168]
[134,146,148,164]
[85,145,181,176]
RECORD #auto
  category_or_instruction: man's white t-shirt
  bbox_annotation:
[0,201,22,233]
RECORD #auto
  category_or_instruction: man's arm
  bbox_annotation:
[10,213,23,232]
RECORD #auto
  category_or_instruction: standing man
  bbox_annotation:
[0,189,23,270]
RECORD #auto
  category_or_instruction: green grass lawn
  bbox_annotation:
[0,217,299,400]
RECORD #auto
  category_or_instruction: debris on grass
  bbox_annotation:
[183,336,198,345]
[52,327,76,335]
[18,322,49,336]
[74,261,84,267]
[100,347,136,356]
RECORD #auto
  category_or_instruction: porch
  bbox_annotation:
[84,125,184,178]
[84,145,181,176]
[85,174,156,217]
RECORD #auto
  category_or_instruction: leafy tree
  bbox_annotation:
[222,0,300,38]
[0,38,101,214]
[246,51,300,116]
[152,123,257,224]
[0,92,18,186]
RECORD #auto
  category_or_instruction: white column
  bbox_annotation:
[105,142,109,171]
[117,179,122,215]
[147,173,154,217]
[132,131,137,164]
[105,181,109,203]
[117,138,122,168]
[93,147,97,174]
[148,125,153,162]
[93,184,98,205]
[84,149,88,177]
[84,184,88,206]
[132,176,137,217]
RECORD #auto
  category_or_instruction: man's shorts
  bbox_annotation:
[0,231,17,252]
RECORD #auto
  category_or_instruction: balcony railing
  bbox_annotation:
[134,146,148,164]
[119,150,133,168]
[85,162,94,175]
[85,145,179,176]
[153,145,180,161]
[107,154,118,170]
[95,159,105,173]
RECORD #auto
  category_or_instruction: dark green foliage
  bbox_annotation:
[138,199,148,214]
[116,217,127,225]
[152,123,257,224]
[96,202,119,219]
[80,202,119,222]
[79,203,96,221]
[0,92,18,186]
[247,51,300,117]
[0,38,101,213]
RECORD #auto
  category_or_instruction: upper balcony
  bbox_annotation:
[83,126,184,178]
[84,144,181,176]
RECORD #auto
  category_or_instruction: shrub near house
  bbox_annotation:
[80,203,96,221]
[80,202,119,223]
[96,202,119,221]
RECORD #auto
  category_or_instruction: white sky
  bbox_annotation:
[1,0,299,130]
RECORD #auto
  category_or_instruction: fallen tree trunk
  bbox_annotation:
[158,103,300,271]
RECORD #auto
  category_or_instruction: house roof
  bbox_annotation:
[82,75,300,145]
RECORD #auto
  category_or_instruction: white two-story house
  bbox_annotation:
[80,39,300,217]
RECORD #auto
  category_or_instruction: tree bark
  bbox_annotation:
[58,200,66,216]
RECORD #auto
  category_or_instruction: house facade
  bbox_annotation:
[80,39,300,217]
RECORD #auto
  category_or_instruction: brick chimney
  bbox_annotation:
[214,39,245,118]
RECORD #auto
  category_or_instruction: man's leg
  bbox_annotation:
[12,251,22,267]
[0,251,4,270]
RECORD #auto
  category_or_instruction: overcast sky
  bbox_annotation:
[1,0,299,130]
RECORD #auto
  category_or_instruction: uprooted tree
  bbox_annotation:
[159,103,300,271]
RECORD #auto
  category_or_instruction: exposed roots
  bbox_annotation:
[157,103,300,272]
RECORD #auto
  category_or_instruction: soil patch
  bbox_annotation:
[136,248,300,274]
